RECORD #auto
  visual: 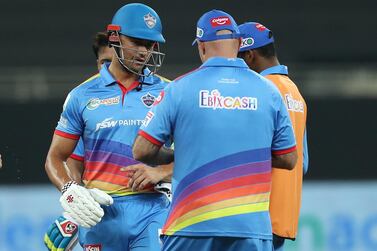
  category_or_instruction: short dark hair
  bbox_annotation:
[255,42,277,59]
[92,32,109,59]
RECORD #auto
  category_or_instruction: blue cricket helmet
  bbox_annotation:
[108,3,165,43]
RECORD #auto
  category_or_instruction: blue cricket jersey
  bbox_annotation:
[139,57,296,239]
[55,63,170,196]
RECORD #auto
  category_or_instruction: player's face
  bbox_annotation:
[97,46,113,71]
[118,35,155,73]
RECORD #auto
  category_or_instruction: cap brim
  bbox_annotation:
[192,38,198,46]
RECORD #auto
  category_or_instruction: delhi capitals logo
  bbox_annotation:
[141,92,156,107]
[144,13,157,28]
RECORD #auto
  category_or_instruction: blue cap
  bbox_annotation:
[108,3,165,43]
[192,10,242,45]
[238,22,274,52]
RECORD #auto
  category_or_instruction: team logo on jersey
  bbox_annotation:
[285,94,304,112]
[84,244,101,251]
[199,89,257,110]
[86,96,120,110]
[211,17,231,27]
[144,13,157,28]
[141,92,156,107]
[240,37,255,49]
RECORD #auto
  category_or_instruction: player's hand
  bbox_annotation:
[121,164,165,191]
[44,215,78,251]
[60,183,111,228]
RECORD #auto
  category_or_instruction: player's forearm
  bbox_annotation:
[133,136,174,165]
[65,158,84,184]
[45,153,74,192]
[159,162,173,182]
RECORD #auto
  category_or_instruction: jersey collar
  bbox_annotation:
[201,57,249,68]
[99,63,155,86]
[259,65,289,76]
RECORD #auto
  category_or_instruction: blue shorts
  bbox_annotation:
[79,193,170,251]
[161,236,273,251]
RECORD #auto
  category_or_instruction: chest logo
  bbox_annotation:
[86,96,120,110]
[141,92,156,108]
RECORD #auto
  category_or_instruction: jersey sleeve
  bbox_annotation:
[139,85,176,146]
[70,138,84,161]
[303,128,309,174]
[55,91,84,140]
[271,93,297,155]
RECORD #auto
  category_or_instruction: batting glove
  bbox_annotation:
[44,215,78,251]
[155,182,172,202]
[60,182,113,228]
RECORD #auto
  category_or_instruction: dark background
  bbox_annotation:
[0,0,376,183]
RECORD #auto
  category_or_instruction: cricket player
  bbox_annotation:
[132,9,297,251]
[44,3,172,251]
[0,154,2,168]
[44,32,113,251]
[238,22,309,251]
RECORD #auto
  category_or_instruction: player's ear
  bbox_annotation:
[198,42,206,62]
[247,50,255,62]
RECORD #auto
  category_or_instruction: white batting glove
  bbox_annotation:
[88,188,114,206]
[155,182,172,202]
[60,182,113,228]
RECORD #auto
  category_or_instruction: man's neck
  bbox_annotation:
[108,61,139,88]
[257,57,280,73]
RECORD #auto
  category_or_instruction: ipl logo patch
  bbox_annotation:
[144,13,157,28]
[141,92,156,107]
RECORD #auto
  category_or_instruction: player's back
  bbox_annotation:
[162,57,296,239]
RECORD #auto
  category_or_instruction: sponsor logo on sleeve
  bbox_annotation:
[141,92,156,108]
[86,96,120,110]
[199,89,257,110]
[210,17,231,27]
[144,13,157,28]
[58,116,68,128]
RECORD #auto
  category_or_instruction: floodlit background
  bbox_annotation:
[0,0,376,250]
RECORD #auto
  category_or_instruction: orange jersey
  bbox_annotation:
[261,65,308,239]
